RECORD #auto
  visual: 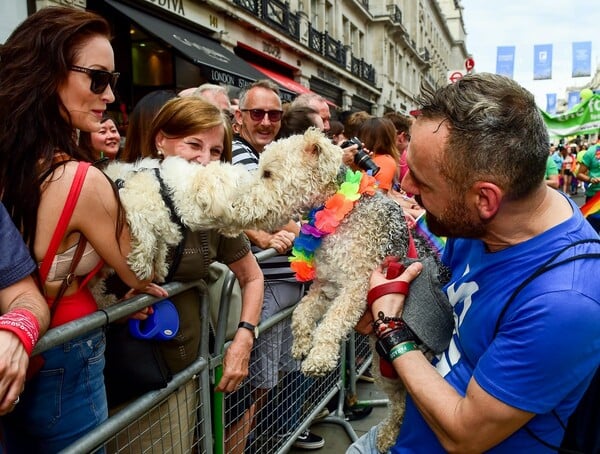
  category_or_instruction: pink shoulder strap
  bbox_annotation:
[39,162,91,283]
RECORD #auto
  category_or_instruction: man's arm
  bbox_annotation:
[576,163,600,185]
[0,275,49,415]
[370,263,534,453]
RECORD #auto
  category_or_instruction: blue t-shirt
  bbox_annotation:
[392,196,600,453]
[0,202,36,289]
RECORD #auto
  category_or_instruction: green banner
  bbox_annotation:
[541,94,600,138]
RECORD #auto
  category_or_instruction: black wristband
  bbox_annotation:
[376,326,417,362]
[237,321,258,339]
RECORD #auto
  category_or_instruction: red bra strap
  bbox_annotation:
[39,162,91,283]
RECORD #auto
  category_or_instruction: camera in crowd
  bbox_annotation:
[340,137,380,176]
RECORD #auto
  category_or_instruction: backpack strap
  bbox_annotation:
[39,161,91,284]
[492,238,600,453]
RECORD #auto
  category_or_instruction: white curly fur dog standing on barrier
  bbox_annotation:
[102,128,450,452]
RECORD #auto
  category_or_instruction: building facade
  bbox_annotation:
[19,0,469,117]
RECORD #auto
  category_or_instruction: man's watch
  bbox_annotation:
[237,321,258,339]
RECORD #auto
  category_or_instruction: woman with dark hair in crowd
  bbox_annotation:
[0,7,166,452]
[79,112,121,162]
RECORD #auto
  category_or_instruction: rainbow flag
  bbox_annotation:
[580,191,600,218]
[414,213,446,257]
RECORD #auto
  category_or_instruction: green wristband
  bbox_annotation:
[388,341,418,361]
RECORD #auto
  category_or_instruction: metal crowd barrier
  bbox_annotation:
[50,280,213,454]
[38,251,381,453]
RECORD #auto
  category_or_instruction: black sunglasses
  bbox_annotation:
[241,109,283,122]
[70,65,120,94]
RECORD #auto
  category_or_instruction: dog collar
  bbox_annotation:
[289,169,378,282]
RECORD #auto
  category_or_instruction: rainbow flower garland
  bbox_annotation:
[289,169,378,281]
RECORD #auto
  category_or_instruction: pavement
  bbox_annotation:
[289,379,387,454]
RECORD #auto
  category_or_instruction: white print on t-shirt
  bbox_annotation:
[435,265,479,378]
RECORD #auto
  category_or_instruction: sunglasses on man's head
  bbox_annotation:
[241,109,283,122]
[70,65,120,94]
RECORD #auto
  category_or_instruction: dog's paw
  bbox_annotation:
[301,351,338,377]
[292,341,310,361]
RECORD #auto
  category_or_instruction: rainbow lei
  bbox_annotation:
[289,169,378,281]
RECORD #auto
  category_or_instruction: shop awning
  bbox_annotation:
[249,63,337,107]
[105,0,267,88]
[249,63,312,95]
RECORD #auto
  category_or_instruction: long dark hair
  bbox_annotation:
[0,7,112,248]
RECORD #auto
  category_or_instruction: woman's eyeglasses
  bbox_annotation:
[241,109,283,122]
[70,65,120,94]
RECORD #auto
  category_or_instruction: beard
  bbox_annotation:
[419,194,486,239]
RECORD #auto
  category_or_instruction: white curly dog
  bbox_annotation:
[103,128,448,452]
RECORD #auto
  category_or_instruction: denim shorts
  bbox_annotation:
[346,425,391,454]
[2,329,108,453]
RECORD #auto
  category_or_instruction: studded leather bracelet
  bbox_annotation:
[376,324,417,363]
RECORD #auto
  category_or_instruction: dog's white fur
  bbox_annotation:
[103,128,439,452]
[103,157,251,281]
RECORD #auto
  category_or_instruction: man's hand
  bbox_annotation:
[266,230,295,253]
[369,260,423,318]
[215,328,253,393]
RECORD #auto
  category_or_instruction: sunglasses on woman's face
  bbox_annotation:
[70,65,120,94]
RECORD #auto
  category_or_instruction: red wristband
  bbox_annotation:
[0,309,41,355]
[366,281,409,307]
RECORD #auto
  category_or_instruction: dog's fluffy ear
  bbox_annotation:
[303,142,322,157]
[302,127,327,156]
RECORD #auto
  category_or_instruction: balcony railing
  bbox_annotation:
[351,56,376,84]
[234,0,259,15]
[324,33,346,66]
[263,0,300,39]
[233,1,375,84]
[387,4,402,24]
[307,27,346,67]
[308,26,324,54]
[233,0,299,40]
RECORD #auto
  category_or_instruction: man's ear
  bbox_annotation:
[473,181,502,220]
[234,108,243,127]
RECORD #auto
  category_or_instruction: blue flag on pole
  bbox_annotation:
[496,46,515,78]
[533,44,553,80]
[567,91,580,110]
[546,93,557,114]
[572,41,592,77]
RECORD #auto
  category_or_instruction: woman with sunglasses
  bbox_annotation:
[0,7,167,452]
